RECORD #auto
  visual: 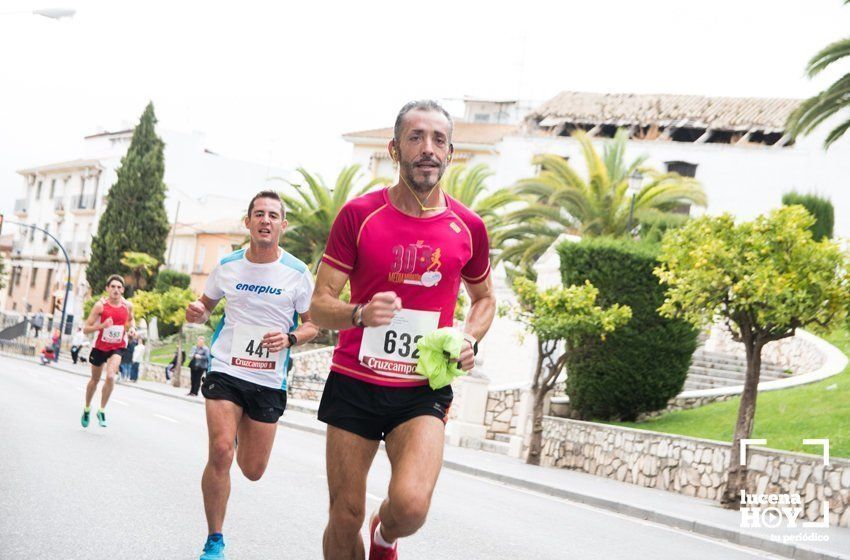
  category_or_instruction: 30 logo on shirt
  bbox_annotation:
[387,241,443,288]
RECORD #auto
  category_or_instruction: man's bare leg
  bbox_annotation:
[323,426,379,560]
[378,416,446,542]
[85,364,103,407]
[202,399,242,534]
[99,354,122,409]
[234,413,278,481]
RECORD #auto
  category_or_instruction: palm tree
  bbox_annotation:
[120,251,159,296]
[271,165,390,272]
[787,19,850,148]
[440,163,518,254]
[498,129,707,270]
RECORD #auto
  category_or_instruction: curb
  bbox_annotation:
[5,352,847,560]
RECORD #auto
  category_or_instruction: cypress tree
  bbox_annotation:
[86,102,169,292]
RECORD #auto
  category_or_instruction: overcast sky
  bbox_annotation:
[2,0,849,218]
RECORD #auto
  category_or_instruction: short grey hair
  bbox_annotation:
[393,100,453,142]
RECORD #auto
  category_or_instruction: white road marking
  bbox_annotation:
[154,413,179,424]
[453,471,785,559]
[366,492,383,502]
[112,399,128,406]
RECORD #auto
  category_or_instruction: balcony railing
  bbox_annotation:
[54,198,66,212]
[14,199,27,214]
[70,194,96,211]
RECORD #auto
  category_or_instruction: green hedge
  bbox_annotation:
[781,192,834,241]
[155,269,191,293]
[558,238,697,421]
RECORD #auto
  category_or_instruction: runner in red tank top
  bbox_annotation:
[311,100,496,560]
[80,274,136,428]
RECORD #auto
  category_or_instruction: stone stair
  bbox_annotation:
[682,349,791,391]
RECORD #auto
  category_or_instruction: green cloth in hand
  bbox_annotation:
[415,327,466,390]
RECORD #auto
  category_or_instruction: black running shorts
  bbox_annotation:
[318,371,453,441]
[89,347,125,367]
[202,371,287,424]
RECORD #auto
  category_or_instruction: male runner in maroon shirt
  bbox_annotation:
[311,100,496,560]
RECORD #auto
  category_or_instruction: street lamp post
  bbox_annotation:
[7,220,72,359]
[626,170,643,236]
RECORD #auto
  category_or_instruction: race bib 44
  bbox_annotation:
[359,309,439,378]
[231,324,277,371]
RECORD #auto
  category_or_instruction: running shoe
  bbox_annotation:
[97,410,107,428]
[80,409,90,428]
[199,535,226,559]
[368,513,398,560]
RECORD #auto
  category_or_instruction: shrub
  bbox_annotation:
[155,269,191,293]
[558,238,697,420]
[781,191,834,241]
[638,210,689,245]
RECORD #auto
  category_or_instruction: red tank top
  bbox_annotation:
[95,301,130,351]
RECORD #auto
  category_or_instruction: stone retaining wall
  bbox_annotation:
[705,325,825,374]
[287,347,334,401]
[140,362,190,388]
[541,416,850,527]
[484,385,524,439]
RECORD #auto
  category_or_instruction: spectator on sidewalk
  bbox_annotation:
[70,327,89,364]
[131,336,145,383]
[39,344,56,365]
[51,329,61,362]
[187,336,210,396]
[164,347,186,381]
[120,335,137,381]
[31,311,44,338]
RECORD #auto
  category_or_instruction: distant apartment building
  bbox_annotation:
[6,128,290,329]
[166,218,246,294]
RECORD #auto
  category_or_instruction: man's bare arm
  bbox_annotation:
[454,274,496,371]
[309,263,356,330]
[82,301,106,335]
[462,274,496,343]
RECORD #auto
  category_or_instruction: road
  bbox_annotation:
[0,356,780,559]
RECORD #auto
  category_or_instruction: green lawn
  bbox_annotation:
[149,343,178,365]
[612,328,850,458]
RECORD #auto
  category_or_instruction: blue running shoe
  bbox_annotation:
[81,409,90,428]
[97,410,107,428]
[200,535,226,559]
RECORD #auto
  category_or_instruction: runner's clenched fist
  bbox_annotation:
[361,291,402,327]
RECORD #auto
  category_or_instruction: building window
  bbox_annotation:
[30,268,38,287]
[474,113,490,123]
[664,161,697,215]
[665,161,698,178]
[50,179,56,199]
[36,180,43,199]
[14,266,22,286]
[43,223,49,242]
[194,246,206,273]
[43,268,54,301]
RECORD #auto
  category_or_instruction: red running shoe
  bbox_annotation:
[368,513,398,560]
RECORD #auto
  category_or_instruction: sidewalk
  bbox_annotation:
[10,351,850,560]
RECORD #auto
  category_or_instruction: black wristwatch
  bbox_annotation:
[287,333,298,347]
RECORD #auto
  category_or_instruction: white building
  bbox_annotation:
[346,92,850,237]
[7,128,291,331]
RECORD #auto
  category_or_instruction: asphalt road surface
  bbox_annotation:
[0,356,780,559]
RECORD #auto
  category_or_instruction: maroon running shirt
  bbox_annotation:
[321,188,491,387]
